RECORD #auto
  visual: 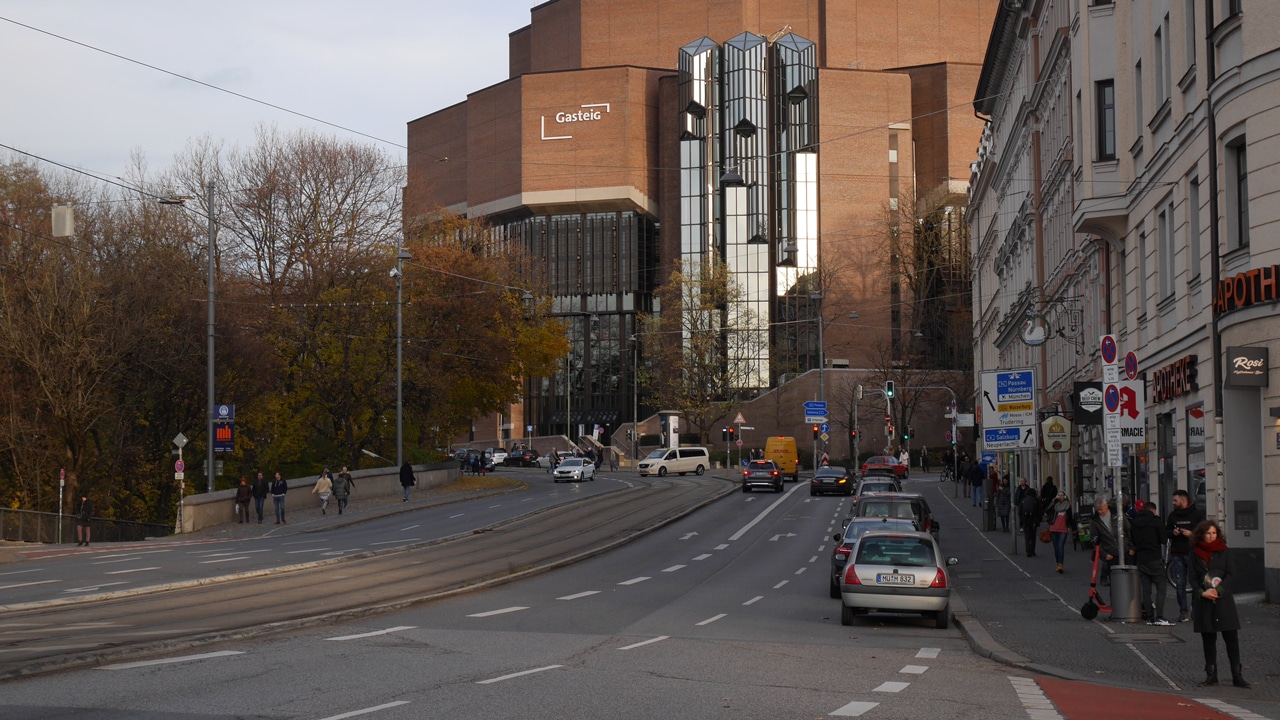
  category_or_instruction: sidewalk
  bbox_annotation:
[920,473,1280,715]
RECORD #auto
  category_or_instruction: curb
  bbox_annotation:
[952,581,1088,683]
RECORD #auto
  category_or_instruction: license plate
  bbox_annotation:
[876,573,915,585]
[822,479,833,484]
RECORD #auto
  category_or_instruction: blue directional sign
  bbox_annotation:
[981,452,996,465]
[983,427,1026,449]
[803,401,827,414]
[820,423,830,434]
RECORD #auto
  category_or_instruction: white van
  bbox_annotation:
[637,446,711,476]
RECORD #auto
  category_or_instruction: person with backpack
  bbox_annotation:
[968,459,986,508]
[1016,477,1041,557]
[332,466,354,514]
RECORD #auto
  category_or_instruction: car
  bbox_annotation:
[552,458,595,482]
[839,530,958,628]
[829,517,917,598]
[487,448,509,465]
[741,459,783,493]
[852,477,902,503]
[811,466,852,496]
[861,455,908,479]
[505,448,540,467]
[637,447,710,476]
[850,492,939,538]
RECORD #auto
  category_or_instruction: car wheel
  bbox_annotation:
[695,465,705,476]
[829,578,841,599]
[934,604,950,629]
[742,484,750,493]
[810,489,817,497]
[841,604,855,626]
[658,467,668,477]
[775,483,783,493]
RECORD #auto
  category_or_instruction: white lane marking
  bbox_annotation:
[370,539,420,546]
[680,532,699,540]
[794,567,807,575]
[476,665,563,684]
[1007,676,1063,719]
[401,524,420,531]
[0,568,42,577]
[692,554,712,561]
[1195,698,1270,720]
[900,665,928,674]
[715,543,729,550]
[488,504,501,508]
[92,557,150,565]
[449,514,464,519]
[696,614,726,626]
[467,606,529,618]
[618,577,651,586]
[729,482,802,541]
[873,681,909,692]
[94,549,172,560]
[99,650,243,670]
[200,557,251,564]
[818,545,826,552]
[322,550,362,556]
[201,550,271,557]
[316,701,410,720]
[916,647,941,659]
[104,567,160,575]
[743,596,763,606]
[831,701,879,717]
[0,580,60,590]
[286,548,332,554]
[745,497,755,501]
[618,636,669,650]
[773,580,789,589]
[557,591,600,600]
[280,539,326,546]
[327,626,416,641]
[662,565,686,572]
[808,555,818,563]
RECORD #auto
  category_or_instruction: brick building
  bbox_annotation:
[406,0,995,446]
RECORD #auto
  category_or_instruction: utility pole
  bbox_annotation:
[205,181,216,493]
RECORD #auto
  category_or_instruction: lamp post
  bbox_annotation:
[393,248,412,467]
[630,334,639,468]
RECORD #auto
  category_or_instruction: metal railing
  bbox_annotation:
[0,507,173,545]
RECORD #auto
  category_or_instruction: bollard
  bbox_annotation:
[1109,565,1143,622]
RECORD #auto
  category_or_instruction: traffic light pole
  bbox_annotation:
[895,384,961,495]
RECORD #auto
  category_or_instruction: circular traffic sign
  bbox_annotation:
[735,439,743,447]
[175,459,185,473]
[1124,351,1139,380]
[1101,335,1118,364]
[1104,384,1121,413]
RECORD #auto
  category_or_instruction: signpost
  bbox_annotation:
[173,432,188,534]
[980,369,1037,450]
[1101,337,1141,621]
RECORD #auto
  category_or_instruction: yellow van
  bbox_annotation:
[764,437,800,483]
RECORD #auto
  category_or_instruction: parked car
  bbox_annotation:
[852,477,902,503]
[861,455,907,479]
[637,447,710,476]
[552,458,595,482]
[505,448,540,467]
[838,530,957,628]
[487,447,509,465]
[829,517,917,598]
[850,492,939,538]
[741,459,783,493]
[810,466,852,496]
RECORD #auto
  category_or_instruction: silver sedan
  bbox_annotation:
[838,530,957,629]
[552,458,596,483]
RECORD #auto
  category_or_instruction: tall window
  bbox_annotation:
[1134,61,1144,135]
[1155,26,1168,105]
[1184,0,1196,74]
[1158,16,1172,103]
[1158,202,1175,299]
[1096,80,1116,160]
[1188,177,1201,282]
[1138,223,1149,318]
[1228,139,1250,249]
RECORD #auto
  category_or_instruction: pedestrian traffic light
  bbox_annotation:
[902,430,910,442]
[721,427,728,441]
[812,425,820,440]
[885,380,895,398]
[887,424,894,437]
[850,428,857,440]
[909,427,916,439]
[728,427,736,441]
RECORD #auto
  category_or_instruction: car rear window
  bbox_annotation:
[856,537,935,566]
[747,461,775,470]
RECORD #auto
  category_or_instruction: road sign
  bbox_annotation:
[174,471,185,480]
[981,452,996,465]
[820,433,829,442]
[1103,380,1146,438]
[1100,334,1118,364]
[805,415,828,424]
[175,459,185,473]
[1124,351,1139,380]
[983,426,1033,449]
[734,412,746,425]
[215,404,235,421]
[172,432,188,448]
[979,369,1036,429]
[819,423,830,434]
[735,439,743,447]
[803,400,827,414]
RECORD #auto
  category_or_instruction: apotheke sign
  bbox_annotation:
[541,103,612,141]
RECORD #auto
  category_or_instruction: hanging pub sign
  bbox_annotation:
[1225,346,1269,387]
[1152,355,1198,404]
[1074,381,1103,426]
[1214,263,1280,316]
[1041,415,1072,453]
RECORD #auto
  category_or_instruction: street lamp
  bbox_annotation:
[629,334,640,467]
[392,248,412,467]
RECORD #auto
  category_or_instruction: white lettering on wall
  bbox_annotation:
[541,103,612,141]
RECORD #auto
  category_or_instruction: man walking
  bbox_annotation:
[1092,495,1126,585]
[233,477,253,524]
[1017,478,1041,557]
[332,466,354,514]
[1130,500,1172,625]
[271,472,288,525]
[1166,488,1205,622]
[968,458,985,508]
[399,461,415,502]
[920,445,929,473]
[75,492,93,547]
[252,471,270,524]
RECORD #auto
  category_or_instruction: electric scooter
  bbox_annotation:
[1080,544,1112,620]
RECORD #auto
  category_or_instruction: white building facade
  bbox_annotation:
[971,0,1280,597]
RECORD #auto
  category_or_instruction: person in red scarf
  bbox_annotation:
[1190,519,1249,688]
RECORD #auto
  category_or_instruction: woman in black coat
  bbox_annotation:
[1190,519,1249,688]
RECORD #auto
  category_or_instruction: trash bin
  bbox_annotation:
[983,497,997,531]
[1109,565,1143,622]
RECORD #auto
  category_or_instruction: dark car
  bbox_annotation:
[504,448,540,467]
[742,460,783,493]
[850,492,939,538]
[829,516,917,597]
[811,466,852,496]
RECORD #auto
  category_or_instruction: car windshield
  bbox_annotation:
[815,468,845,478]
[559,459,584,468]
[645,449,668,459]
[855,536,935,566]
[844,519,916,542]
[747,461,775,471]
[860,482,897,494]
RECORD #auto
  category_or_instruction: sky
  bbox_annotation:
[0,1,537,183]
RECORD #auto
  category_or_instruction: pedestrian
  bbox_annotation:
[312,470,333,514]
[898,447,910,473]
[1046,490,1074,573]
[1039,475,1058,516]
[271,472,288,524]
[968,459,985,508]
[1167,488,1206,622]
[994,476,1011,532]
[75,492,93,546]
[332,466,354,514]
[1130,500,1171,624]
[1092,495,1125,585]
[399,461,415,502]
[608,450,618,472]
[1190,519,1249,688]
[233,477,253,523]
[252,471,270,524]
[1017,478,1040,557]
[920,445,929,473]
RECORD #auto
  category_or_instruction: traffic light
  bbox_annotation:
[728,427,736,442]
[722,427,729,441]
[812,425,820,440]
[885,380,895,399]
[850,428,857,440]
[887,424,894,437]
[909,427,916,439]
[902,429,910,442]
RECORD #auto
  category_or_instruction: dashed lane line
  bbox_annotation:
[773,580,789,589]
[467,606,529,618]
[286,548,333,554]
[873,681,909,692]
[618,576,651,586]
[0,580,59,590]
[696,614,726,626]
[476,665,563,684]
[808,555,818,563]
[916,647,941,659]
[693,553,712,561]
[199,557,252,564]
[715,543,729,550]
[899,665,928,674]
[0,569,42,577]
[104,567,160,574]
[794,567,807,575]
[98,650,243,670]
[662,565,686,572]
[64,582,127,593]
[618,636,668,650]
[317,701,410,720]
[743,596,763,606]
[830,701,879,717]
[400,524,420,531]
[327,626,416,641]
[557,591,600,600]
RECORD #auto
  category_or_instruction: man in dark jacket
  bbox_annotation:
[75,493,93,546]
[251,471,270,524]
[1092,495,1128,585]
[1130,501,1171,624]
[399,461,415,502]
[1017,479,1041,557]
[1166,488,1206,622]
[968,460,985,508]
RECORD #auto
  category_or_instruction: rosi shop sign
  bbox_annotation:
[1225,346,1269,388]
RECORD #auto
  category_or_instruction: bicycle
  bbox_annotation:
[940,464,955,483]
